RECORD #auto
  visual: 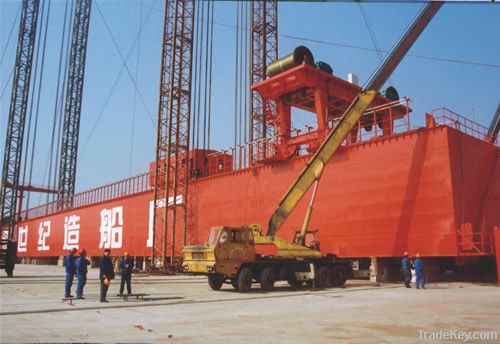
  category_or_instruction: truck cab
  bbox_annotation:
[182,226,256,279]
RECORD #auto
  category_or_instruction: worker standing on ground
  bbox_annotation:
[401,251,412,288]
[99,248,115,302]
[414,253,425,289]
[119,252,134,295]
[75,248,90,299]
[63,248,78,297]
[5,240,17,277]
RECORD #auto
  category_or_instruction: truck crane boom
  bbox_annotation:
[267,1,443,237]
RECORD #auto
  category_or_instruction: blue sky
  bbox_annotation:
[1,1,499,207]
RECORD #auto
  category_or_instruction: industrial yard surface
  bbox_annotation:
[1,265,499,343]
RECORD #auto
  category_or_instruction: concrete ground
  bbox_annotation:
[1,265,499,343]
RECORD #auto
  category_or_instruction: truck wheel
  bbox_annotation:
[208,274,225,290]
[315,266,332,288]
[287,273,303,288]
[331,266,347,287]
[231,278,239,290]
[237,267,253,292]
[260,268,275,291]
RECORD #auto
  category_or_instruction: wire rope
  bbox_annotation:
[80,0,156,154]
[46,0,70,203]
[0,2,22,67]
[202,0,211,149]
[27,0,52,208]
[206,0,214,150]
[51,0,74,202]
[129,0,143,176]
[195,1,205,150]
[233,1,239,147]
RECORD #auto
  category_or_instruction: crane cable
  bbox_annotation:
[195,1,205,150]
[358,3,394,87]
[21,0,48,197]
[129,0,143,176]
[190,1,201,150]
[202,0,211,150]
[233,1,240,147]
[46,0,71,203]
[243,1,249,145]
[22,0,51,210]
[0,3,22,100]
[0,2,21,67]
[51,1,74,202]
[206,0,215,150]
[32,0,52,207]
[80,0,157,155]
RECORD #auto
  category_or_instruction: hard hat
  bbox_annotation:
[71,248,77,254]
[124,252,129,257]
[79,248,86,255]
[403,251,408,256]
[416,253,420,258]
[104,278,111,286]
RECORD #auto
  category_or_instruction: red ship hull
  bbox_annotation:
[13,124,499,262]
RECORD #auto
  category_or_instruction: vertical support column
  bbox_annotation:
[152,0,194,268]
[250,0,277,163]
[57,0,93,207]
[369,257,378,282]
[0,0,40,237]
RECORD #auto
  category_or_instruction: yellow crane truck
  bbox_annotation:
[182,2,442,292]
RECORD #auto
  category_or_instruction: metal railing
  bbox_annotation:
[432,107,497,145]
[20,172,151,220]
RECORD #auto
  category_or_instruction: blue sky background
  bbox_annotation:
[1,1,499,207]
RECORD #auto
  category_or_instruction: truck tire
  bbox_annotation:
[331,265,347,287]
[231,278,239,290]
[260,268,275,291]
[208,274,225,290]
[287,272,303,288]
[315,266,332,288]
[237,267,253,292]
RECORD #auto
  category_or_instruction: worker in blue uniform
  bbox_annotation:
[413,253,425,289]
[119,252,134,295]
[63,248,77,297]
[401,251,412,288]
[75,248,90,299]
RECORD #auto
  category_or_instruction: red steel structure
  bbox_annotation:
[11,66,500,282]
